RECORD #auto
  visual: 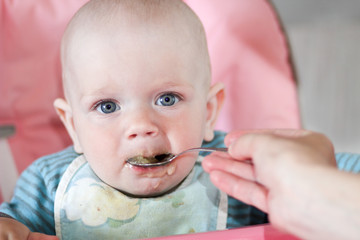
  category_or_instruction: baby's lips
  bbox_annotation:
[126,147,171,161]
[129,152,173,164]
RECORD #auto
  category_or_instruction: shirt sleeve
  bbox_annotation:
[0,146,78,235]
[201,131,268,228]
[336,153,360,173]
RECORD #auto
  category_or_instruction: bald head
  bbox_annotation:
[64,0,203,31]
[61,0,211,100]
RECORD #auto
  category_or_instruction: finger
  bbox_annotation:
[227,130,310,161]
[209,170,268,213]
[227,133,270,161]
[225,129,311,146]
[28,232,59,240]
[203,153,256,181]
[224,130,249,146]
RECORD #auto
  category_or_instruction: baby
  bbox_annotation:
[0,0,267,239]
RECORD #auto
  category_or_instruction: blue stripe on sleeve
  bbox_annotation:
[0,146,78,234]
[336,153,360,173]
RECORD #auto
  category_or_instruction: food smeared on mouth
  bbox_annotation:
[129,153,171,164]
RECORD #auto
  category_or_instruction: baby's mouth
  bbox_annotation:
[127,153,171,165]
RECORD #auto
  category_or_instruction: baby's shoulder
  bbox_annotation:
[22,146,80,196]
[31,146,79,175]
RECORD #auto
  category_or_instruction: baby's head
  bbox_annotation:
[54,0,224,196]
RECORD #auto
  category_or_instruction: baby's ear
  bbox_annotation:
[204,82,225,141]
[53,98,83,153]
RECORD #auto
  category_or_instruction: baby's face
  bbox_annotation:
[62,28,215,196]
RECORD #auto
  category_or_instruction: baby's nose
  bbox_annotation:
[127,125,158,140]
[125,112,159,140]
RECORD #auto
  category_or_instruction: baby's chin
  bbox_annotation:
[100,160,194,197]
[118,177,182,198]
[120,170,187,197]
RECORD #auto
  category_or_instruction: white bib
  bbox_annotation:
[54,155,227,240]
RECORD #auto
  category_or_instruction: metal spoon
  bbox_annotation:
[126,147,228,167]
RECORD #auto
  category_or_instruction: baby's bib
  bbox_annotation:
[54,155,227,240]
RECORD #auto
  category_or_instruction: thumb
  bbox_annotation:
[28,232,59,240]
[225,129,311,146]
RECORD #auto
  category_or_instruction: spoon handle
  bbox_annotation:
[184,147,228,154]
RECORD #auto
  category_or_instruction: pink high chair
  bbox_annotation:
[0,0,300,203]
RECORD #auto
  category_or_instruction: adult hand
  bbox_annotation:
[203,129,360,240]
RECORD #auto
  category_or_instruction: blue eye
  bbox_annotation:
[96,101,120,114]
[156,93,179,106]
